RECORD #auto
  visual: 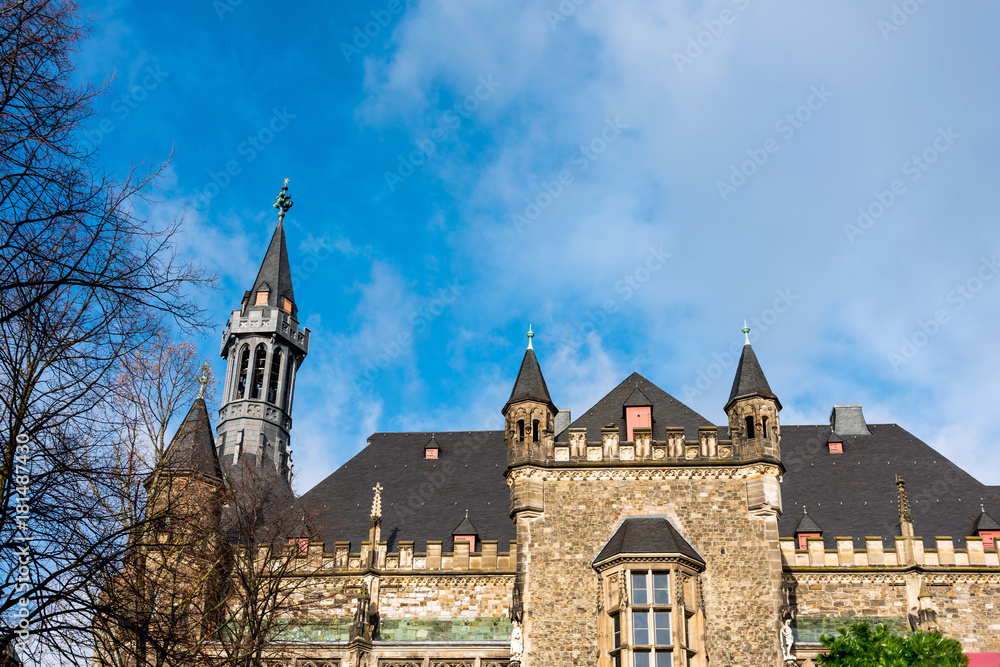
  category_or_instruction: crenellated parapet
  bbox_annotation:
[285,539,518,575]
[531,426,778,466]
[780,535,1000,569]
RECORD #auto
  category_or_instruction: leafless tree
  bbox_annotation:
[0,1,213,663]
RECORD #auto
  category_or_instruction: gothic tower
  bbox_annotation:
[216,182,309,480]
[725,323,782,464]
[502,327,557,469]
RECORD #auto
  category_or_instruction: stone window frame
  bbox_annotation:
[596,556,705,667]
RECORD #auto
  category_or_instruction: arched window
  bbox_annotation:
[745,416,756,439]
[517,419,525,442]
[532,419,541,443]
[250,343,267,399]
[761,416,769,439]
[267,348,283,404]
[281,355,294,411]
[235,345,250,399]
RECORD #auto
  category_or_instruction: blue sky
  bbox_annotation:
[76,0,1000,492]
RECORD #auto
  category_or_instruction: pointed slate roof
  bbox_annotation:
[593,517,705,567]
[974,508,1000,533]
[726,342,781,411]
[623,387,652,408]
[162,398,222,481]
[503,347,556,415]
[794,511,823,534]
[246,223,296,317]
[559,372,714,442]
[452,513,479,536]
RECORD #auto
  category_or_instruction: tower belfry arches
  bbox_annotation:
[215,181,310,480]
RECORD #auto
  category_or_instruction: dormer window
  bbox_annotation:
[425,447,439,459]
[282,297,293,313]
[255,290,269,306]
[623,388,652,442]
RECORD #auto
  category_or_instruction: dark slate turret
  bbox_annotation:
[726,337,781,411]
[502,328,556,416]
[725,323,782,464]
[216,181,310,482]
[162,397,223,482]
[244,221,297,318]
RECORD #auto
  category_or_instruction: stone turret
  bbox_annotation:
[503,327,557,469]
[216,181,309,481]
[725,323,782,463]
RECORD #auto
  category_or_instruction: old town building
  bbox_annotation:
[129,192,1000,666]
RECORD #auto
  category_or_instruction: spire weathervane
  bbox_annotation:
[196,362,210,399]
[273,178,294,225]
[742,320,751,345]
[526,325,534,350]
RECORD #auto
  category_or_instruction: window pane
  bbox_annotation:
[633,611,650,645]
[654,612,672,645]
[653,573,671,605]
[684,614,692,646]
[613,614,621,648]
[632,572,649,605]
[613,655,621,667]
[634,652,651,667]
[655,652,673,667]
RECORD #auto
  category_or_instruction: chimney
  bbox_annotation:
[830,404,871,436]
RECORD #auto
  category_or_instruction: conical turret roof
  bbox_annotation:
[161,398,223,481]
[503,347,556,415]
[452,512,479,536]
[246,223,296,317]
[726,342,781,411]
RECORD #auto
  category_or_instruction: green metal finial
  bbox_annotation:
[742,320,751,345]
[526,325,534,350]
[273,178,294,224]
[196,362,210,399]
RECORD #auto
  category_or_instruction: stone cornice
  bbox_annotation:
[506,463,783,485]
[783,569,1000,584]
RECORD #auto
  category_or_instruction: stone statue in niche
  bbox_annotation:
[509,619,523,663]
[780,618,795,662]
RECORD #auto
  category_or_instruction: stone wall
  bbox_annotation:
[514,467,785,667]
[784,571,1000,653]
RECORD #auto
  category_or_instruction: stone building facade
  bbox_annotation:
[131,206,1000,667]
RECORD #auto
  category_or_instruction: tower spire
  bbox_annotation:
[526,325,534,350]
